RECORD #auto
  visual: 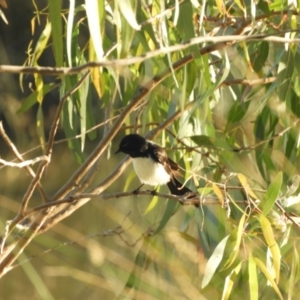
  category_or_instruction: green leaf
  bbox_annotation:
[277,49,294,102]
[253,42,269,72]
[66,0,75,67]
[17,83,56,114]
[48,0,63,66]
[202,235,230,288]
[153,199,179,235]
[259,172,282,215]
[227,100,251,125]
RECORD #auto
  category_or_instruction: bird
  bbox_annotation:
[115,133,193,196]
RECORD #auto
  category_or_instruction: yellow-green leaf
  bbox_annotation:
[237,173,258,200]
[253,257,283,300]
[222,212,246,270]
[248,256,258,300]
[37,105,46,152]
[213,183,224,206]
[259,214,281,283]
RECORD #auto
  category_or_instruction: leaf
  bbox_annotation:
[253,42,269,72]
[288,244,299,300]
[237,173,258,200]
[116,0,140,30]
[34,73,44,103]
[84,0,103,59]
[259,172,282,215]
[227,100,251,125]
[253,257,283,300]
[277,49,294,102]
[248,256,258,300]
[17,83,56,114]
[31,21,52,65]
[222,213,246,270]
[36,105,45,153]
[66,0,75,67]
[212,183,224,206]
[79,64,89,151]
[222,262,242,300]
[202,235,230,288]
[48,0,63,66]
[154,199,179,235]
[259,214,281,283]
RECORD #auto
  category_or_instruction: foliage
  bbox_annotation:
[1,0,300,299]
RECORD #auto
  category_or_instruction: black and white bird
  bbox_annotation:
[115,133,192,196]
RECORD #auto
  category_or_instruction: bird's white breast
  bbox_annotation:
[132,157,171,186]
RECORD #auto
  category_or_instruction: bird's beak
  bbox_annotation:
[114,148,121,154]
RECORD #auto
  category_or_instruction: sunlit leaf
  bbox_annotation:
[202,235,230,288]
[84,0,103,59]
[116,0,140,30]
[248,256,258,300]
[222,213,246,270]
[222,262,241,300]
[253,257,283,300]
[237,173,258,200]
[30,21,52,65]
[259,214,281,283]
[212,183,224,206]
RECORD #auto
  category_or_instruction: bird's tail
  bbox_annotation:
[167,177,193,196]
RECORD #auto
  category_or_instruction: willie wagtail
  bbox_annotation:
[115,133,193,196]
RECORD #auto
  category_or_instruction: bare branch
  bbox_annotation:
[0,32,299,75]
[0,155,49,168]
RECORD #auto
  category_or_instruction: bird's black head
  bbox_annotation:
[115,134,148,157]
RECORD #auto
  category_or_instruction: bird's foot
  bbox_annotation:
[132,184,144,195]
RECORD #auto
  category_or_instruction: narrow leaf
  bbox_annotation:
[116,0,140,30]
[259,214,281,283]
[212,183,224,206]
[248,256,258,300]
[84,0,103,59]
[37,105,46,152]
[253,257,283,300]
[48,0,63,66]
[237,173,258,200]
[259,172,282,215]
[222,213,246,270]
[202,235,230,288]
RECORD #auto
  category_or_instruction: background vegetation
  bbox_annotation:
[0,0,300,299]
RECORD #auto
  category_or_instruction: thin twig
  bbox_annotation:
[0,122,48,202]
